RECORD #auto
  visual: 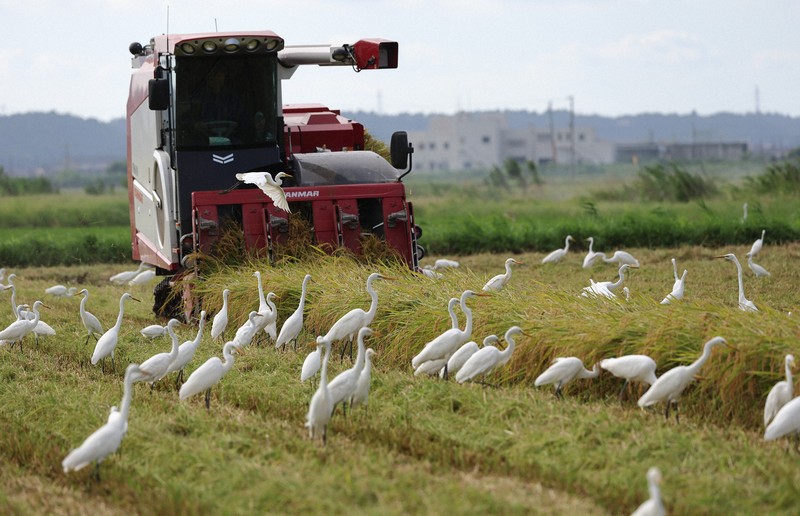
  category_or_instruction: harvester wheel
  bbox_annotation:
[153,276,183,320]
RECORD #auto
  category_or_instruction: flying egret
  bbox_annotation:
[128,268,156,286]
[235,171,292,213]
[603,250,640,267]
[542,235,574,264]
[599,355,658,403]
[0,300,45,351]
[747,255,770,278]
[62,363,148,481]
[660,259,687,304]
[456,326,526,384]
[433,259,460,270]
[582,264,635,299]
[764,396,800,444]
[411,290,486,378]
[45,285,77,297]
[582,237,606,269]
[210,288,230,342]
[275,274,313,351]
[135,319,182,390]
[747,229,765,258]
[414,358,448,377]
[716,254,758,312]
[77,288,104,346]
[233,311,260,348]
[109,263,149,285]
[301,342,323,385]
[482,258,522,292]
[638,336,730,422]
[328,327,375,415]
[306,338,333,445]
[319,272,391,360]
[140,324,166,340]
[764,354,795,427]
[180,341,241,409]
[91,293,139,373]
[444,335,499,379]
[631,467,665,516]
[534,356,600,398]
[165,311,207,388]
[350,348,376,413]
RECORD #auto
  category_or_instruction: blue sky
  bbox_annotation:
[2,0,798,121]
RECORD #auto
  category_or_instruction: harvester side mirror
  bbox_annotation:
[352,39,398,70]
[391,131,412,170]
[149,78,170,111]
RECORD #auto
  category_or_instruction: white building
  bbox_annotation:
[408,112,615,172]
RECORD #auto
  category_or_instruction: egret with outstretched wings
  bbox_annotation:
[235,171,292,212]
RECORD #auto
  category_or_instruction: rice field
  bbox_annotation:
[1,242,799,514]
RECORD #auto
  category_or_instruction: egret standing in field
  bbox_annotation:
[328,327,375,415]
[350,348,376,413]
[542,235,574,264]
[301,342,323,386]
[109,263,148,285]
[716,254,758,312]
[741,202,748,224]
[603,249,640,267]
[747,229,766,258]
[0,299,45,351]
[235,171,292,213]
[631,467,665,516]
[660,258,687,304]
[433,258,460,270]
[165,311,207,388]
[62,363,148,481]
[77,288,104,346]
[600,354,658,403]
[764,396,800,445]
[582,264,635,299]
[582,237,606,269]
[253,271,278,344]
[275,274,313,351]
[45,285,78,297]
[534,356,600,398]
[747,255,771,278]
[306,338,333,445]
[482,258,522,292]
[135,319,182,390]
[128,268,156,286]
[638,336,730,422]
[140,324,166,340]
[444,335,498,379]
[91,293,139,373]
[764,354,795,427]
[210,288,230,342]
[456,326,526,384]
[180,341,241,410]
[233,311,260,348]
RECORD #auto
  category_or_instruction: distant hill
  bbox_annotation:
[2,110,798,175]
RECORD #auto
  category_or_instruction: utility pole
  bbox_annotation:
[548,101,557,165]
[568,95,576,176]
[755,86,760,115]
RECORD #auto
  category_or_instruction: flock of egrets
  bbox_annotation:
[0,225,794,513]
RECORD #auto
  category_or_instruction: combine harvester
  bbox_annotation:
[126,30,422,317]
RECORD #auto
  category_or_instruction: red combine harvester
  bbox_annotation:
[126,31,422,316]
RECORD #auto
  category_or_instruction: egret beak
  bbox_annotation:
[475,292,491,297]
[714,255,729,259]
[380,275,398,281]
[520,331,533,337]
[131,296,142,302]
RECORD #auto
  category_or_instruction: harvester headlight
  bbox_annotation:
[224,38,240,52]
[265,39,280,51]
[202,40,218,53]
[245,39,260,51]
[179,42,196,55]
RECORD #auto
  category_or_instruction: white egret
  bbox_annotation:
[140,324,166,340]
[46,285,77,297]
[275,274,313,351]
[233,311,260,348]
[0,300,44,351]
[180,341,241,409]
[433,259,460,270]
[582,237,606,269]
[91,293,139,373]
[764,354,795,427]
[764,396,800,443]
[306,338,333,445]
[109,263,148,285]
[411,290,485,378]
[128,268,156,286]
[456,326,526,384]
[319,272,391,360]
[603,250,640,267]
[235,171,292,213]
[328,327,375,415]
[747,255,770,278]
[747,229,765,258]
[534,356,600,398]
[582,264,635,299]
[301,343,322,384]
[414,358,447,376]
[31,314,56,347]
[741,202,748,223]
[3,274,18,317]
[600,355,658,403]
[444,335,499,379]
[716,254,758,312]
[638,336,730,422]
[252,271,278,344]
[623,286,631,302]
[482,258,522,292]
[0,268,5,285]
[135,319,181,390]
[542,235,574,264]
[631,467,665,516]
[165,311,207,388]
[660,259,687,304]
[62,363,147,481]
[77,288,104,346]
[350,348,376,412]
[420,266,444,279]
[210,288,230,342]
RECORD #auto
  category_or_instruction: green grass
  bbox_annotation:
[1,247,799,514]
[0,226,131,267]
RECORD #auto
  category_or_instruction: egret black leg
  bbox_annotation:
[675,403,680,424]
[205,388,211,410]
[92,462,101,482]
[618,380,629,404]
[85,334,91,346]
[664,403,670,421]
